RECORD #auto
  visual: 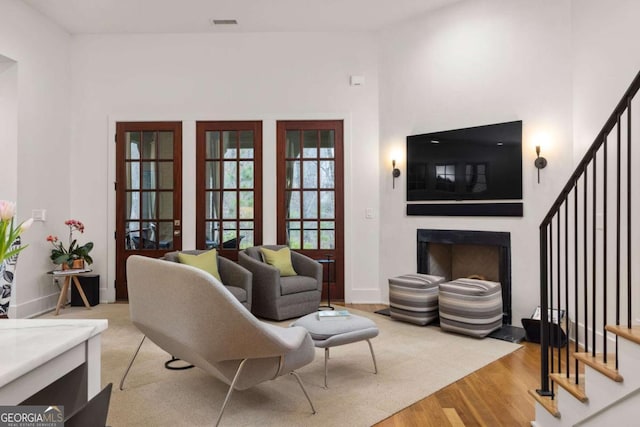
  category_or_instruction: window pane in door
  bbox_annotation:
[158,192,173,219]
[206,132,220,159]
[286,161,300,189]
[320,161,334,188]
[141,162,156,189]
[141,221,158,249]
[205,192,220,219]
[303,191,318,218]
[239,191,253,219]
[320,191,334,218]
[157,132,173,159]
[141,192,156,219]
[303,161,318,188]
[158,222,173,249]
[239,131,254,158]
[222,191,237,219]
[142,132,156,159]
[287,191,300,219]
[205,221,220,248]
[320,130,334,158]
[158,162,173,189]
[205,162,220,189]
[286,131,300,158]
[126,163,140,190]
[126,193,139,220]
[223,162,237,189]
[320,229,335,249]
[239,161,253,188]
[222,221,237,244]
[126,132,141,159]
[303,221,318,249]
[287,221,301,249]
[303,130,318,158]
[223,131,237,158]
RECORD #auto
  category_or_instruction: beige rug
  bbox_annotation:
[44,303,520,426]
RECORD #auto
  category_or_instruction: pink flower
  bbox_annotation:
[46,235,58,243]
[0,200,16,221]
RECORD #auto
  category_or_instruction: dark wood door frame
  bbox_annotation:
[276,120,345,300]
[115,121,182,300]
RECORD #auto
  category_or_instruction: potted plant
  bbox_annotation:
[47,219,94,269]
[1,200,33,317]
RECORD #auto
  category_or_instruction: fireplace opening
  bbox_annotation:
[417,229,512,325]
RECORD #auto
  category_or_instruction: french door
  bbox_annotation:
[195,121,263,260]
[115,122,182,300]
[276,120,344,300]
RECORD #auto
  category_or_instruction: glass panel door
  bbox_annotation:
[116,122,182,300]
[196,121,262,260]
[277,120,344,300]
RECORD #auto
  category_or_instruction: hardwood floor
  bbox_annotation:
[345,303,540,427]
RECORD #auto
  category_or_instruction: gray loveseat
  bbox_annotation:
[238,245,322,320]
[162,250,252,310]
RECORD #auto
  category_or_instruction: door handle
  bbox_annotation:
[173,230,181,236]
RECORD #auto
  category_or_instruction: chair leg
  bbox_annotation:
[324,347,330,388]
[119,335,146,391]
[215,359,248,427]
[366,339,378,374]
[290,371,316,415]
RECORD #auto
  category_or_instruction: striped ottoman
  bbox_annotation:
[388,274,445,325]
[438,278,503,338]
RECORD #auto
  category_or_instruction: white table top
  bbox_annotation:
[0,319,108,388]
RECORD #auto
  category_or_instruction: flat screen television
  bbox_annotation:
[406,120,522,202]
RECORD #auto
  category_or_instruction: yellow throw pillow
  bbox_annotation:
[177,249,221,282]
[260,247,297,277]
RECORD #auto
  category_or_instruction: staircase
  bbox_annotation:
[531,69,640,426]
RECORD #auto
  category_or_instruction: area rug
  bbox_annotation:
[44,303,521,426]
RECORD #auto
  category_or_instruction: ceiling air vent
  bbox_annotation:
[211,19,238,26]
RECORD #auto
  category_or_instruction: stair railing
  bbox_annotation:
[537,69,640,398]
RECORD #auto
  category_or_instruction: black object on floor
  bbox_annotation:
[374,308,390,316]
[488,325,526,343]
[521,318,567,347]
[71,274,100,307]
[164,356,194,370]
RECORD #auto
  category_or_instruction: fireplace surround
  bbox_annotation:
[417,229,512,325]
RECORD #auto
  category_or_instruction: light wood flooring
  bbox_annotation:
[346,303,540,427]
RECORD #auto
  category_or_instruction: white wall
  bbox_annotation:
[572,0,640,160]
[0,56,18,201]
[69,32,380,303]
[0,0,72,317]
[377,0,575,322]
[571,0,640,327]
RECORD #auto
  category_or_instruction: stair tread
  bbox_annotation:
[528,389,560,418]
[549,373,588,402]
[605,325,640,345]
[573,352,623,382]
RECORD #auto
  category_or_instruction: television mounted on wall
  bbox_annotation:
[406,120,523,203]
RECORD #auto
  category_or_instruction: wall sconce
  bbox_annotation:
[534,145,547,183]
[392,160,401,189]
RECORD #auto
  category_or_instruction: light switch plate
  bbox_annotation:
[32,209,46,222]
[365,208,374,219]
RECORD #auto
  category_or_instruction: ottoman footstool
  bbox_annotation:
[291,312,379,388]
[388,273,445,325]
[438,277,503,338]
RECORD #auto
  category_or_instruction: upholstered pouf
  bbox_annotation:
[388,273,445,325]
[291,312,379,388]
[438,278,503,338]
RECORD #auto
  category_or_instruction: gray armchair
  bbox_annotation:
[122,256,316,426]
[162,250,252,310]
[238,245,322,320]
